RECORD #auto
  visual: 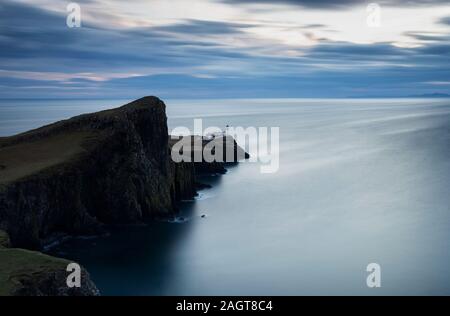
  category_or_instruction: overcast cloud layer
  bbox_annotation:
[0,0,449,98]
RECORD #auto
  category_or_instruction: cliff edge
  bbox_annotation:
[0,96,248,250]
[1,97,178,249]
[0,230,98,296]
[0,97,248,296]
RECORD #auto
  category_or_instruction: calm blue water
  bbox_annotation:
[1,98,450,295]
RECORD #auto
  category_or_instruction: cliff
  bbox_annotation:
[169,135,250,175]
[0,97,248,296]
[0,230,98,296]
[0,97,172,249]
[0,229,10,248]
[0,96,248,250]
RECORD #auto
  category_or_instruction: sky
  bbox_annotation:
[0,0,449,99]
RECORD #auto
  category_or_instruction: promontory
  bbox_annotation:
[0,96,248,295]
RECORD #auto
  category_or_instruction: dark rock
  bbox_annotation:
[0,96,249,250]
[195,182,212,190]
[0,96,249,296]
[0,97,185,249]
[0,248,99,296]
[169,135,249,175]
[0,229,10,248]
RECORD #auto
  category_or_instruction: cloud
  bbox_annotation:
[439,16,450,25]
[0,0,449,98]
[151,19,252,35]
[404,31,450,42]
[0,69,143,82]
[217,0,360,9]
[423,81,450,85]
[218,0,450,9]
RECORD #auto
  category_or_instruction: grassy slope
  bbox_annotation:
[0,97,160,186]
[0,248,70,296]
[0,131,95,185]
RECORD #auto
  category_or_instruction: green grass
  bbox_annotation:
[0,131,94,185]
[0,248,70,296]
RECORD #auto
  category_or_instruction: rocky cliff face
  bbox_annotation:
[0,97,192,249]
[0,229,10,248]
[0,96,249,296]
[0,97,247,250]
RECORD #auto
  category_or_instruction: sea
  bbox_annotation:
[1,98,449,295]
